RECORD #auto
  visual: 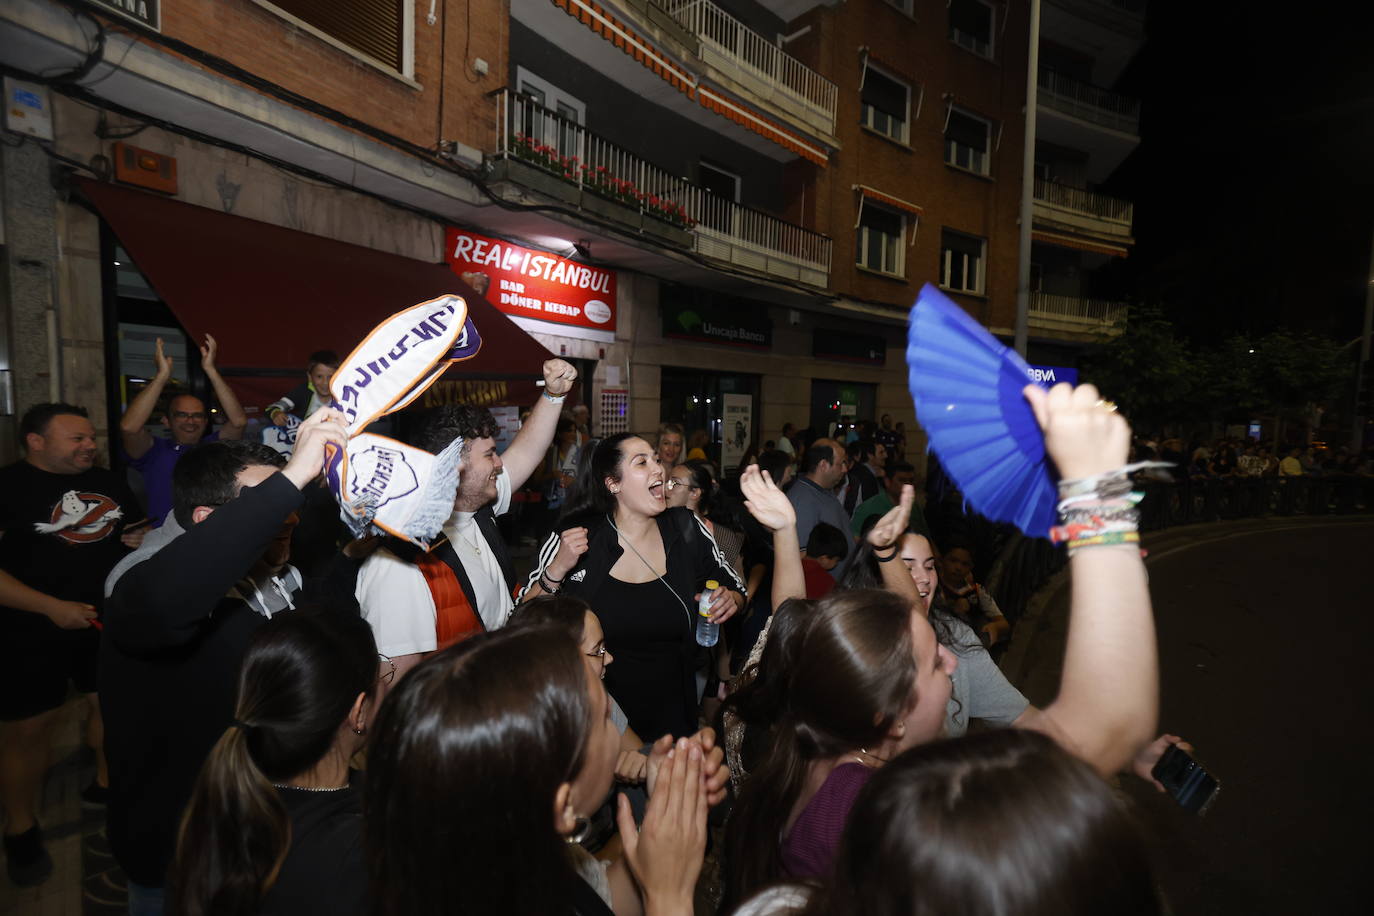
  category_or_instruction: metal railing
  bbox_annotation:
[663,0,837,129]
[1033,178,1133,224]
[1037,69,1140,133]
[494,91,832,279]
[1028,292,1128,324]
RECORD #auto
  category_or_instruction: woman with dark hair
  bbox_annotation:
[521,433,746,740]
[735,730,1158,916]
[508,594,650,785]
[365,626,711,916]
[169,608,380,916]
[667,460,746,583]
[722,383,1160,907]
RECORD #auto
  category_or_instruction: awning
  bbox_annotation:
[854,184,924,217]
[697,88,829,166]
[1031,229,1130,259]
[77,178,553,411]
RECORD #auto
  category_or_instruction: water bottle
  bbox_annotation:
[695,579,720,647]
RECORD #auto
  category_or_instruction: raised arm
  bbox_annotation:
[119,337,173,459]
[1011,383,1157,778]
[499,359,578,491]
[739,465,804,608]
[864,485,920,606]
[199,334,247,440]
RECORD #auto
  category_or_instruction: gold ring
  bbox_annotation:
[1095,399,1118,413]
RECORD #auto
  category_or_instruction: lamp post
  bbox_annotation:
[1014,0,1042,357]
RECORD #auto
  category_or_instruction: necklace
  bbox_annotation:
[851,747,890,768]
[273,783,348,792]
[453,518,483,557]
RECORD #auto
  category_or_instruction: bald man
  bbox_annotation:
[786,437,857,578]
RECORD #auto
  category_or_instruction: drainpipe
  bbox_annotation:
[1014,0,1041,357]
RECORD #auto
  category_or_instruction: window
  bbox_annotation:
[940,230,985,294]
[857,203,905,276]
[516,67,586,160]
[945,108,991,175]
[860,64,910,144]
[260,1,409,75]
[883,0,914,13]
[949,0,995,58]
[698,161,741,234]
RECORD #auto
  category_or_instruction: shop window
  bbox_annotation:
[259,1,410,75]
[945,107,992,175]
[861,63,910,144]
[941,229,985,295]
[857,202,905,277]
[949,0,995,59]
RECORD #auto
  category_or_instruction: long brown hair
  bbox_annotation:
[170,609,377,916]
[721,588,918,909]
[364,627,592,916]
[799,730,1159,916]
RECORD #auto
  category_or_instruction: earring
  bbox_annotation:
[564,809,590,845]
[352,721,366,736]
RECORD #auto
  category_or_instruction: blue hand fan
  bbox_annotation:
[906,284,1056,537]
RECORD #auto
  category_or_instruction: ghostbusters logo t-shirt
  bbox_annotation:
[0,461,140,624]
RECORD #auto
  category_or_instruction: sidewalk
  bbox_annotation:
[0,700,125,916]
[998,514,1374,705]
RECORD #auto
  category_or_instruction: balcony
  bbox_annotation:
[1032,178,1133,251]
[1028,292,1126,338]
[1038,69,1139,134]
[491,91,832,288]
[662,0,838,137]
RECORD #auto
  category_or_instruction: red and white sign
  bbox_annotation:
[445,228,617,332]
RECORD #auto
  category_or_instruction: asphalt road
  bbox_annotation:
[1007,518,1374,916]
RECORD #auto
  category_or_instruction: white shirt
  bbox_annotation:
[355,472,513,657]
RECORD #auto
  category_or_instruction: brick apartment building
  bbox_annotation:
[0,0,1138,469]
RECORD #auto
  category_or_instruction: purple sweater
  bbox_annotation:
[780,762,873,879]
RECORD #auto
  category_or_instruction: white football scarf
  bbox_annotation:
[322,295,483,546]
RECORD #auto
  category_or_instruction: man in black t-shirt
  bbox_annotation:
[0,403,141,887]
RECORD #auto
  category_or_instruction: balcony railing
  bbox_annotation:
[1033,178,1133,225]
[1037,69,1140,134]
[1029,292,1127,326]
[494,91,832,285]
[663,0,837,133]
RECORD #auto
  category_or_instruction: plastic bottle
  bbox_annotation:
[695,579,720,647]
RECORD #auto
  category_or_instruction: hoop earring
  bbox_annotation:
[564,813,590,845]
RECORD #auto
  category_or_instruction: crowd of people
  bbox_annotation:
[0,336,1186,915]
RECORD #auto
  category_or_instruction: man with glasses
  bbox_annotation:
[120,334,248,526]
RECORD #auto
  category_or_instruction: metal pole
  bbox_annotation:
[1014,0,1041,357]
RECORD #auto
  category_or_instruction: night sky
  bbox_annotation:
[1104,4,1374,345]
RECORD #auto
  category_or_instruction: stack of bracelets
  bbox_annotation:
[1049,467,1142,555]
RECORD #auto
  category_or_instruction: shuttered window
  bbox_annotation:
[266,0,403,72]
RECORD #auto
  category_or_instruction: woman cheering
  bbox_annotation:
[523,433,746,741]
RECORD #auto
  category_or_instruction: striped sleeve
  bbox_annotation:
[518,529,563,600]
[694,515,747,596]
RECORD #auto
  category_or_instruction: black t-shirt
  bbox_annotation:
[260,778,367,916]
[0,461,139,620]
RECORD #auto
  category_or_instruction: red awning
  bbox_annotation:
[77,178,553,411]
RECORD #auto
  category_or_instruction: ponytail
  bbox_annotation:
[169,608,378,916]
[171,725,291,916]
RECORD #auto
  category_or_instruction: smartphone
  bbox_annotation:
[1151,745,1220,815]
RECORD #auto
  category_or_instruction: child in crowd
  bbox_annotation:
[267,350,339,426]
[800,523,847,599]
